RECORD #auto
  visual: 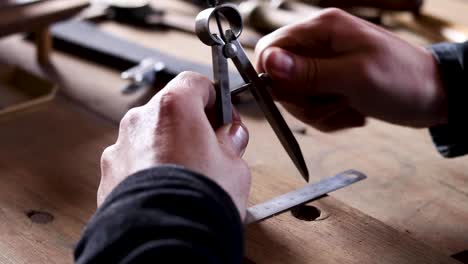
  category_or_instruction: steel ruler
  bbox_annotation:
[245,170,366,225]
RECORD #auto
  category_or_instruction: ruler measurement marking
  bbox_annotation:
[245,170,366,225]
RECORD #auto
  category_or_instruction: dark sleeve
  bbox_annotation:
[74,165,244,264]
[429,41,468,157]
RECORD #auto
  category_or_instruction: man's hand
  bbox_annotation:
[98,72,250,218]
[256,9,448,131]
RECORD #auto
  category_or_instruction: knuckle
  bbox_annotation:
[158,90,182,116]
[318,8,347,23]
[178,70,196,77]
[101,145,114,158]
[100,146,115,172]
[190,74,211,88]
[318,8,374,42]
[177,71,210,85]
[119,107,141,130]
[168,71,213,95]
[177,71,194,80]
[316,8,350,35]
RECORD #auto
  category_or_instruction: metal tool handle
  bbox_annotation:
[212,45,232,125]
[196,4,244,125]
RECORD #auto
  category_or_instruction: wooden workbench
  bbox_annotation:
[0,0,88,64]
[0,0,468,263]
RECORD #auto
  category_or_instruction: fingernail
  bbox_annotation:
[266,48,294,80]
[230,123,248,157]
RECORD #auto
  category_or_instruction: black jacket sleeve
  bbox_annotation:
[429,41,468,157]
[74,165,244,264]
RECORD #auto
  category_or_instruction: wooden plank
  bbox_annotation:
[0,98,115,264]
[246,197,457,264]
[240,104,458,264]
[0,64,57,116]
[288,118,468,256]
[0,97,458,264]
[240,101,468,258]
[0,0,89,37]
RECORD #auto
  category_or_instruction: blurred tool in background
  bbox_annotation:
[49,20,244,93]
[0,0,42,8]
[35,0,464,97]
[185,0,423,14]
[239,1,322,33]
[305,0,423,15]
[184,0,424,33]
[89,0,260,48]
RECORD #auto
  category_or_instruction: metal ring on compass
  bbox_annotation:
[195,4,243,46]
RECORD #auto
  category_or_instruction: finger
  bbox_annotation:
[262,47,356,96]
[216,109,249,157]
[204,94,241,130]
[100,145,115,176]
[255,8,377,71]
[205,97,241,130]
[254,11,335,69]
[280,97,348,125]
[233,107,248,156]
[151,71,217,114]
[314,108,366,132]
[148,72,219,140]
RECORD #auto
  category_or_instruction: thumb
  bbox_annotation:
[261,47,341,96]
[216,110,249,157]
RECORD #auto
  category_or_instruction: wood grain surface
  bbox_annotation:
[0,99,115,264]
[0,97,459,264]
[0,0,467,263]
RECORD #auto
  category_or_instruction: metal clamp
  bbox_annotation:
[120,58,165,94]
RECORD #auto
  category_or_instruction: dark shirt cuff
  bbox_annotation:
[75,165,244,264]
[429,42,468,158]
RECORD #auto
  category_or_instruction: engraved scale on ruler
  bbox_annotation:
[245,170,367,225]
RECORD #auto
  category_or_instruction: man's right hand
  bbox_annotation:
[256,9,448,131]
